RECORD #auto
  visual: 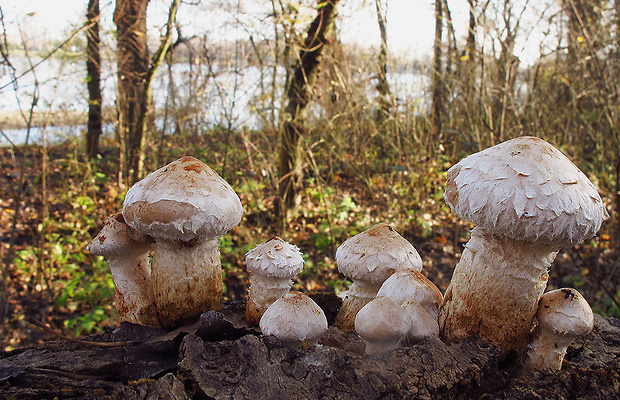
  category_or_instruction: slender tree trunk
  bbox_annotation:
[431,0,444,142]
[114,0,149,184]
[86,0,103,159]
[278,0,340,222]
[375,0,391,125]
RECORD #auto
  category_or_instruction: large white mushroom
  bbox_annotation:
[376,268,443,320]
[439,136,607,358]
[524,288,594,371]
[245,236,305,326]
[122,156,243,328]
[87,212,158,326]
[334,223,423,332]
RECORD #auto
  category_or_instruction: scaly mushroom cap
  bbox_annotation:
[245,236,304,279]
[444,136,608,247]
[87,212,151,256]
[123,156,243,242]
[259,291,328,346]
[336,223,423,284]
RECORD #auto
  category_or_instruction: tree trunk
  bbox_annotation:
[86,0,103,160]
[431,0,444,143]
[374,0,391,125]
[114,0,150,184]
[278,0,340,222]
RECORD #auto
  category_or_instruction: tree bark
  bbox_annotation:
[374,0,391,125]
[86,0,103,160]
[431,0,444,142]
[114,0,150,184]
[278,0,340,222]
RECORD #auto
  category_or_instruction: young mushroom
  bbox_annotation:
[245,236,305,326]
[524,288,594,371]
[86,212,158,326]
[354,296,410,355]
[402,301,439,344]
[376,268,443,320]
[259,291,328,347]
[334,223,423,331]
[122,156,243,328]
[439,137,607,358]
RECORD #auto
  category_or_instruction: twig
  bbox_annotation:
[29,320,136,347]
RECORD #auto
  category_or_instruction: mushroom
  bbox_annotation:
[245,236,305,326]
[122,156,243,328]
[439,137,607,358]
[376,268,443,320]
[524,288,594,371]
[334,223,423,331]
[86,212,158,326]
[354,296,410,355]
[259,291,328,347]
[402,301,439,344]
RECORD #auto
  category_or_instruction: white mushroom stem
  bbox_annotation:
[87,213,158,326]
[246,275,293,326]
[335,280,382,332]
[151,238,222,327]
[524,288,594,371]
[439,227,557,357]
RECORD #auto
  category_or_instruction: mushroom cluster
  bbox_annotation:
[88,156,243,328]
[439,136,606,359]
[86,137,604,370]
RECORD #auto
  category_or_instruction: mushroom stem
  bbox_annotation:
[524,326,568,370]
[335,280,382,332]
[246,275,293,326]
[87,213,158,326]
[439,227,557,357]
[151,238,222,328]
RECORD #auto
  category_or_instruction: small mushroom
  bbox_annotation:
[259,291,328,347]
[334,223,423,331]
[354,296,410,355]
[402,301,439,344]
[122,156,243,328]
[245,236,305,326]
[439,137,607,358]
[523,288,594,371]
[376,268,443,320]
[86,212,158,326]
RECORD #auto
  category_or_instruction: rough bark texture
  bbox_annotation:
[86,0,103,159]
[1,298,619,399]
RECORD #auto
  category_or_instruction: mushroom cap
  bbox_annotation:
[87,212,151,256]
[402,301,439,342]
[354,296,410,345]
[259,291,328,346]
[122,156,243,242]
[537,288,594,338]
[376,268,443,319]
[444,136,608,247]
[336,223,423,284]
[245,236,305,279]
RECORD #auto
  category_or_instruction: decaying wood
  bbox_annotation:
[1,298,619,399]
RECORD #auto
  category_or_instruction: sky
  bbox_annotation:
[2,0,469,59]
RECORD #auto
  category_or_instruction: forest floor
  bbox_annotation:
[0,134,619,350]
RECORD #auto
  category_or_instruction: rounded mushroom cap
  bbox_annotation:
[259,291,328,346]
[376,268,443,319]
[444,136,608,247]
[402,301,439,342]
[87,212,151,256]
[122,156,243,242]
[537,288,594,338]
[336,223,423,284]
[245,236,305,279]
[354,296,410,346]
